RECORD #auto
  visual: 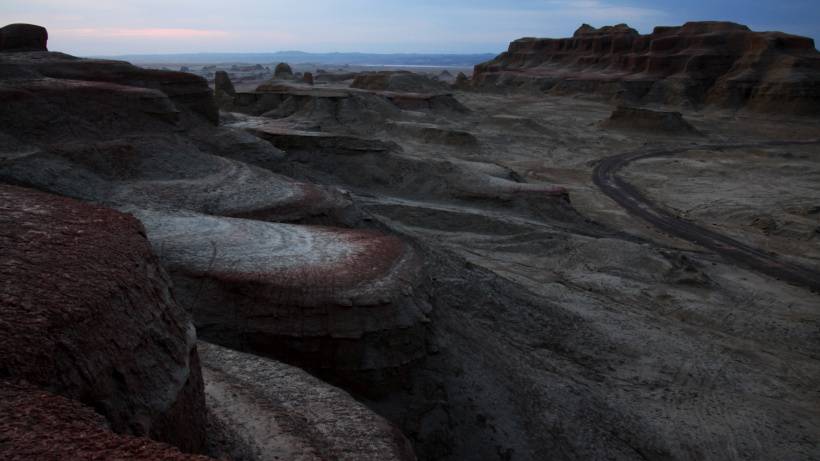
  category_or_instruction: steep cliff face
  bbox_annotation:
[473,21,820,114]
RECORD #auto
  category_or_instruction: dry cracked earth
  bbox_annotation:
[2,22,819,461]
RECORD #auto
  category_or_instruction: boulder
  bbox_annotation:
[0,23,48,52]
[0,381,211,460]
[472,21,820,114]
[274,62,294,79]
[0,185,207,453]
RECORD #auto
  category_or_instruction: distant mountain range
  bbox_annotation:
[95,51,497,67]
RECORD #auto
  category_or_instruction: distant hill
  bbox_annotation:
[95,51,497,67]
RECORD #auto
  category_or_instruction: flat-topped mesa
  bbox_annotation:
[0,23,48,51]
[473,21,820,115]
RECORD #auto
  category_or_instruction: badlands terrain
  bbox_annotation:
[1,20,820,461]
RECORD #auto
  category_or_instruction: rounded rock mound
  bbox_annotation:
[136,210,431,391]
[274,62,294,79]
[0,185,207,453]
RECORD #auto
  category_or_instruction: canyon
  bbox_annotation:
[1,20,819,461]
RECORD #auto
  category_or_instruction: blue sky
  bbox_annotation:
[2,0,818,55]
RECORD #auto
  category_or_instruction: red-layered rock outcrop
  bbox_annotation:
[0,185,207,453]
[0,381,211,461]
[473,22,820,114]
[136,209,431,391]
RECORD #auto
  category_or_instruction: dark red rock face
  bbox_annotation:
[0,23,48,52]
[0,185,207,453]
[0,381,212,461]
[473,21,820,114]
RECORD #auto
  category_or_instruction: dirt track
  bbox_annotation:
[594,140,820,293]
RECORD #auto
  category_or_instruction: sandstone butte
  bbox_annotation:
[472,21,820,115]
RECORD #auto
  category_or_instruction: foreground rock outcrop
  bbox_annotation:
[0,381,210,460]
[201,342,417,460]
[1,25,431,459]
[473,21,820,114]
[0,185,206,452]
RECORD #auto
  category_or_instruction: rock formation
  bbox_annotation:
[473,21,820,114]
[453,71,470,89]
[303,71,315,85]
[201,343,417,460]
[0,52,217,124]
[351,71,450,93]
[214,70,235,96]
[136,209,432,388]
[274,62,294,79]
[0,22,432,405]
[0,23,48,51]
[0,381,211,460]
[223,80,469,130]
[0,185,207,453]
[601,106,701,135]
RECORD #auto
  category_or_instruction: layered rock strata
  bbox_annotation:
[220,82,468,135]
[136,210,431,386]
[473,21,820,114]
[0,51,217,123]
[201,342,417,460]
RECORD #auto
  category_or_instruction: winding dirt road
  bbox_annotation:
[593,140,820,293]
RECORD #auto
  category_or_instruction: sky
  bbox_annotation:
[2,0,819,56]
